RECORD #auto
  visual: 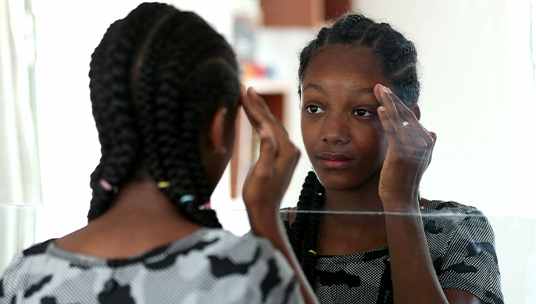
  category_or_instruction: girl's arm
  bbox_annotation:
[240,86,318,304]
[374,84,481,304]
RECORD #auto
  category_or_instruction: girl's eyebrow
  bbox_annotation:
[302,83,375,95]
[355,87,374,94]
[302,83,325,94]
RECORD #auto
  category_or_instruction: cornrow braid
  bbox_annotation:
[288,171,324,287]
[89,4,174,220]
[292,13,420,296]
[88,3,239,228]
[289,171,317,257]
[298,13,420,106]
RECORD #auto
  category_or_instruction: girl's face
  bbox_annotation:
[300,45,389,192]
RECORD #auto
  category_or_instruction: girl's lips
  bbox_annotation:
[317,153,356,169]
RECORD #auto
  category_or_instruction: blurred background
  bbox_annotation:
[1,0,535,302]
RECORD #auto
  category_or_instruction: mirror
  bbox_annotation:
[1,0,534,303]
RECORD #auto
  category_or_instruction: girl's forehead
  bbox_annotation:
[302,45,387,91]
[308,45,382,73]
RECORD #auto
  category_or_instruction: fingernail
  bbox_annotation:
[382,85,389,93]
[378,106,386,112]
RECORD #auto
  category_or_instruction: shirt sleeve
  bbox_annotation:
[436,210,503,304]
[0,251,25,304]
[241,233,304,304]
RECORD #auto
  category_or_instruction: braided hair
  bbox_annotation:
[87,3,239,228]
[290,13,419,302]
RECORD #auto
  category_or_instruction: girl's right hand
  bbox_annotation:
[374,84,437,211]
[240,85,300,229]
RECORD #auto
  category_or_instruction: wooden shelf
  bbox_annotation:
[259,0,352,27]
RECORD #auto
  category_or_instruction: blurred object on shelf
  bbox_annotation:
[241,60,275,78]
[233,13,257,65]
[259,0,353,27]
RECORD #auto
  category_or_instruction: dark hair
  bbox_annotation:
[87,2,239,228]
[298,14,419,106]
[290,13,418,301]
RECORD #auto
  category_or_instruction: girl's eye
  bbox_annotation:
[354,109,374,117]
[305,105,325,114]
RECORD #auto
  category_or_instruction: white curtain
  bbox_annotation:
[0,0,41,274]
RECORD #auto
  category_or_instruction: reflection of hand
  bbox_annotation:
[240,85,300,228]
[374,84,437,211]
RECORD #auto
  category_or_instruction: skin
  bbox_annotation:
[56,86,317,304]
[297,44,480,303]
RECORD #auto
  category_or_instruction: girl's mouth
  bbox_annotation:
[317,153,356,169]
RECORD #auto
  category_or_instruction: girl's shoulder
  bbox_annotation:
[422,200,492,231]
[423,200,483,215]
[1,229,302,304]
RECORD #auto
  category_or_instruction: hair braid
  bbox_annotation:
[289,171,325,287]
[148,13,234,227]
[289,171,316,257]
[88,5,173,220]
[88,3,238,227]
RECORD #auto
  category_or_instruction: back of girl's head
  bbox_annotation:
[298,13,419,106]
[87,2,239,227]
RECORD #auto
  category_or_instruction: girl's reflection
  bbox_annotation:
[283,13,503,304]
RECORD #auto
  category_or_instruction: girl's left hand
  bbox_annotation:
[373,84,437,211]
[240,85,301,223]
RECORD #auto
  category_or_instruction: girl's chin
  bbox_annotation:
[316,175,359,192]
[315,169,381,192]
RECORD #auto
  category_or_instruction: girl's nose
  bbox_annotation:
[322,116,350,144]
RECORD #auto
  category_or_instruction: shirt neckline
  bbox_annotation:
[47,227,217,267]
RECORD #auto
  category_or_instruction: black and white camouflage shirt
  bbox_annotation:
[282,200,503,304]
[0,228,303,304]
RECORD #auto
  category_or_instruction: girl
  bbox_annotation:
[284,14,503,304]
[0,3,317,303]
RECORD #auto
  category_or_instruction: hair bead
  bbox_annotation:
[157,181,170,188]
[179,194,195,204]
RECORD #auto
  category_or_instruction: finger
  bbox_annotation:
[374,85,401,140]
[389,94,432,144]
[245,88,296,164]
[250,127,278,177]
[425,130,437,167]
[241,87,271,132]
[375,84,406,129]
[246,88,289,138]
[247,87,271,113]
[377,105,399,140]
[377,85,433,147]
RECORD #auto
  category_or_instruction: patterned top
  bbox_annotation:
[0,228,303,304]
[282,200,503,304]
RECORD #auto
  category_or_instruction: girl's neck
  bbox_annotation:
[56,174,202,259]
[321,172,385,230]
[322,171,384,213]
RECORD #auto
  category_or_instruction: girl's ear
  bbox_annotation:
[208,107,228,152]
[409,104,421,120]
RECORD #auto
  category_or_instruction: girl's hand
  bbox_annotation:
[240,85,300,227]
[373,84,437,211]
